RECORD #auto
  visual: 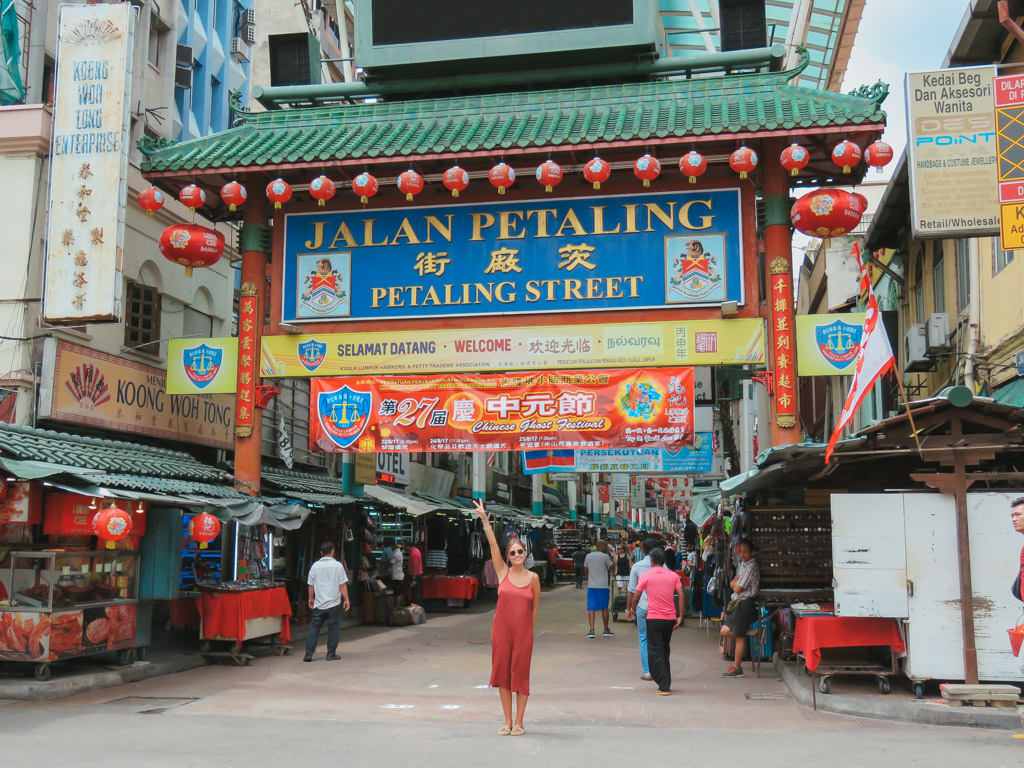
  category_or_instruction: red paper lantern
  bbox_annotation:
[266,178,292,209]
[679,150,707,183]
[583,157,611,190]
[489,162,516,194]
[92,506,133,550]
[864,140,894,169]
[158,223,226,277]
[729,146,758,179]
[397,169,423,201]
[780,143,809,177]
[178,184,206,212]
[352,172,378,204]
[832,140,862,173]
[138,187,164,216]
[442,165,470,197]
[634,154,661,187]
[310,175,336,207]
[187,512,221,549]
[219,181,247,211]
[536,160,562,193]
[790,188,865,238]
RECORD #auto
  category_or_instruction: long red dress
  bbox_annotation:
[489,573,535,695]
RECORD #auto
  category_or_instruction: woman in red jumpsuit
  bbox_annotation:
[474,499,540,736]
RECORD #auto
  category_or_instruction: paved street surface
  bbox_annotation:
[1,585,1021,766]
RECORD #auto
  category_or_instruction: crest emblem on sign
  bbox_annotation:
[182,343,222,388]
[297,339,327,372]
[301,256,347,314]
[317,385,372,449]
[815,320,862,368]
[666,236,725,302]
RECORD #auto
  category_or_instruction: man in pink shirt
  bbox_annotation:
[408,540,424,607]
[629,548,683,695]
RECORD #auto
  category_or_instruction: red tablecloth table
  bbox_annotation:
[196,587,292,643]
[420,576,479,600]
[793,615,905,672]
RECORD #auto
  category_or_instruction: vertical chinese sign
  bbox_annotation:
[43,3,135,324]
[768,256,796,428]
[235,282,259,437]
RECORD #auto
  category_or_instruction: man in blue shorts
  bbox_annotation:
[583,540,615,638]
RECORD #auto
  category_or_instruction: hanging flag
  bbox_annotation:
[276,411,294,469]
[0,0,24,105]
[852,240,872,298]
[825,278,895,464]
[522,449,575,474]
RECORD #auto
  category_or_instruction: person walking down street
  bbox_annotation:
[584,540,615,638]
[1011,498,1024,674]
[304,541,351,662]
[408,540,423,607]
[390,540,406,602]
[626,537,657,680]
[614,543,631,599]
[572,545,588,589]
[474,499,540,737]
[720,538,760,678]
[629,547,683,695]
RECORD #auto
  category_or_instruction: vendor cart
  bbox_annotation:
[195,584,292,665]
[0,550,145,681]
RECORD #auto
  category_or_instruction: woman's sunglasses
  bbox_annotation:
[508,548,525,556]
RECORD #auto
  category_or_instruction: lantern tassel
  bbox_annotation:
[790,168,798,177]
[688,175,696,184]
[229,204,237,211]
[593,182,600,190]
[105,540,115,550]
[498,187,506,195]
[146,210,154,217]
[740,172,748,180]
[200,541,208,550]
[545,185,552,193]
[843,166,851,173]
[274,202,281,210]
[185,266,193,278]
[643,179,650,188]
[360,195,368,204]
[406,193,413,201]
[318,199,325,207]
[452,190,459,198]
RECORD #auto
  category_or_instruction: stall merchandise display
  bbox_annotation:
[235,523,272,580]
[420,575,479,601]
[196,586,292,646]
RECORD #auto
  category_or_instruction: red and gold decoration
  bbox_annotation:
[158,223,226,278]
[489,162,516,194]
[633,154,661,187]
[137,187,164,216]
[442,165,470,197]
[187,512,221,549]
[309,175,336,207]
[235,281,259,438]
[583,157,611,190]
[790,188,865,239]
[266,178,292,209]
[219,180,247,211]
[832,139,862,173]
[178,184,206,212]
[864,140,894,169]
[729,146,758,179]
[780,143,809,177]
[352,172,378,204]
[768,256,797,429]
[536,159,562,192]
[679,150,707,183]
[397,169,424,201]
[92,506,133,550]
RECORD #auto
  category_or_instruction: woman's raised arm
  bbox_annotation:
[473,499,507,581]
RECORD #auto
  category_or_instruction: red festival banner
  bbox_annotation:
[768,257,797,428]
[310,368,695,453]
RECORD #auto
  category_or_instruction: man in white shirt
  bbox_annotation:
[304,541,350,662]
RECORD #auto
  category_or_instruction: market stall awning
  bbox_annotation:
[198,498,312,530]
[362,484,462,517]
[992,377,1024,409]
[260,466,358,506]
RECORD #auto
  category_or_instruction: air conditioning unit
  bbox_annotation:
[175,43,193,68]
[926,313,950,354]
[242,22,256,45]
[230,37,250,63]
[904,324,932,372]
[174,65,192,90]
[243,7,255,26]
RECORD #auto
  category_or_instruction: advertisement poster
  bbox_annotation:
[573,437,713,473]
[166,338,238,394]
[38,338,235,449]
[262,318,764,376]
[796,313,866,376]
[311,368,695,453]
[282,189,744,322]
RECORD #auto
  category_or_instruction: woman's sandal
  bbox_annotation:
[511,725,526,736]
[498,725,512,735]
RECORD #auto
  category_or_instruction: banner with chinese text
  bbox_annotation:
[310,368,695,453]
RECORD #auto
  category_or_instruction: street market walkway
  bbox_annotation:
[1,584,1022,765]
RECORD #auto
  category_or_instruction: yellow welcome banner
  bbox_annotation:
[261,318,765,378]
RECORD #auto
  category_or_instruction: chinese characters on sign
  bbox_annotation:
[768,257,797,428]
[44,3,134,323]
[310,368,695,453]
[235,283,259,438]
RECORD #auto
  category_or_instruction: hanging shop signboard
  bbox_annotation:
[166,338,238,394]
[235,282,260,438]
[796,313,867,376]
[310,367,695,453]
[43,3,135,323]
[282,189,744,323]
[262,318,764,377]
[37,339,235,449]
[572,435,714,474]
[768,258,797,428]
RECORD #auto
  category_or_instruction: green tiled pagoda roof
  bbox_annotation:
[140,52,887,174]
[0,423,230,483]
